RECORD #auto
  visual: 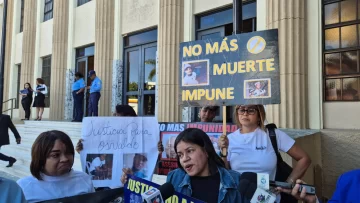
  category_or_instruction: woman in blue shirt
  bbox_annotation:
[72,72,86,122]
[121,128,249,203]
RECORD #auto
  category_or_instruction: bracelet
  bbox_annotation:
[219,151,228,158]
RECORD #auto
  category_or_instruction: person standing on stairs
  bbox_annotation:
[0,114,21,167]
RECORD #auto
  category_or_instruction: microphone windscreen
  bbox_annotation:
[158,182,175,200]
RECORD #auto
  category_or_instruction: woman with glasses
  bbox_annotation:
[218,105,311,203]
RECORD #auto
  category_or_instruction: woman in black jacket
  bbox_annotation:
[19,83,33,120]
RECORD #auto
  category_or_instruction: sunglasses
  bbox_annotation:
[237,107,258,115]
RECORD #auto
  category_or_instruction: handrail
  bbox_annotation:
[2,98,16,119]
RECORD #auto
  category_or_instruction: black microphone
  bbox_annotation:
[141,182,175,203]
[240,172,316,195]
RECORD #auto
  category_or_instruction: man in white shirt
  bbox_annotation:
[89,154,106,176]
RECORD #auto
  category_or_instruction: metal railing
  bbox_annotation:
[2,98,16,119]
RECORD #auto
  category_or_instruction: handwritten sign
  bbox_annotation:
[124,175,205,203]
[80,117,159,188]
[179,29,280,107]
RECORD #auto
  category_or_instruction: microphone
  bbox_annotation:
[141,182,175,203]
[240,172,316,195]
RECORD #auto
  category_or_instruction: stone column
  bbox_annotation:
[49,0,69,120]
[95,0,115,116]
[266,0,307,129]
[20,0,37,118]
[157,0,184,122]
[3,0,14,107]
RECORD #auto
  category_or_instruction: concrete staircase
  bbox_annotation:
[0,121,83,180]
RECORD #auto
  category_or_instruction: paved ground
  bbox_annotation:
[0,170,19,181]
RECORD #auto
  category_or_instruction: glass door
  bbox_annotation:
[76,56,94,117]
[124,43,157,116]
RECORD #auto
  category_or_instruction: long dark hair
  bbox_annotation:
[115,104,137,116]
[174,128,225,174]
[24,82,33,91]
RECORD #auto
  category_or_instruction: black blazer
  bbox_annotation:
[0,114,21,147]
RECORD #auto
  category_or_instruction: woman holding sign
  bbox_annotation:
[218,105,311,203]
[122,128,249,203]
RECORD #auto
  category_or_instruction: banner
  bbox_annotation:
[179,29,280,107]
[157,122,238,175]
[124,175,205,203]
[81,117,159,188]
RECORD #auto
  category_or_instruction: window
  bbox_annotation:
[44,0,53,22]
[20,0,24,32]
[16,65,21,109]
[123,29,157,116]
[323,0,360,101]
[77,0,92,7]
[193,1,257,122]
[42,57,51,107]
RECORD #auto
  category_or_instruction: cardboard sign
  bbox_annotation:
[157,122,238,175]
[179,29,280,107]
[81,117,159,188]
[124,175,205,203]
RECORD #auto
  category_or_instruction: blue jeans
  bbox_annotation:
[72,91,84,121]
[88,92,101,117]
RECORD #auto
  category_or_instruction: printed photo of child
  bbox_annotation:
[124,153,148,180]
[85,153,113,180]
[182,60,209,87]
[161,133,179,159]
[244,79,271,99]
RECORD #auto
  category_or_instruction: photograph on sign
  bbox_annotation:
[123,153,149,180]
[161,133,178,159]
[85,153,113,180]
[244,78,271,99]
[182,59,210,87]
[179,29,280,107]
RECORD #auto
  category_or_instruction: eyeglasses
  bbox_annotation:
[237,108,258,115]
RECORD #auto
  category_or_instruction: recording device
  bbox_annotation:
[240,172,316,195]
[141,182,175,203]
[239,179,276,203]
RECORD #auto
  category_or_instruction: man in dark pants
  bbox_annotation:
[72,72,86,122]
[87,70,102,117]
[0,114,21,167]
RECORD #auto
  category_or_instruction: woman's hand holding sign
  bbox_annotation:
[121,168,133,185]
[218,134,229,153]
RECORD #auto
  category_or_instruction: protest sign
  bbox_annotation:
[81,117,159,188]
[157,122,237,175]
[124,175,205,203]
[179,29,280,107]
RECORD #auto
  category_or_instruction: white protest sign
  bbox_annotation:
[80,117,159,188]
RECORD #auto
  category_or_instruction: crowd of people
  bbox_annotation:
[0,101,358,202]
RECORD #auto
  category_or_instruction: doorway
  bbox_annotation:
[75,45,95,118]
[124,43,157,116]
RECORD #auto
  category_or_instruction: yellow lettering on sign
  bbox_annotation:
[183,46,192,58]
[213,63,226,75]
[192,45,202,56]
[219,38,230,53]
[182,88,235,101]
[206,42,219,54]
[230,39,238,51]
[134,181,141,193]
[212,58,276,76]
[256,59,266,71]
[183,45,202,57]
[266,58,275,71]
[246,60,256,72]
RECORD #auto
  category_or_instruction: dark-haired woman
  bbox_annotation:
[16,130,94,203]
[33,78,47,121]
[122,128,249,203]
[72,72,86,122]
[19,83,33,120]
